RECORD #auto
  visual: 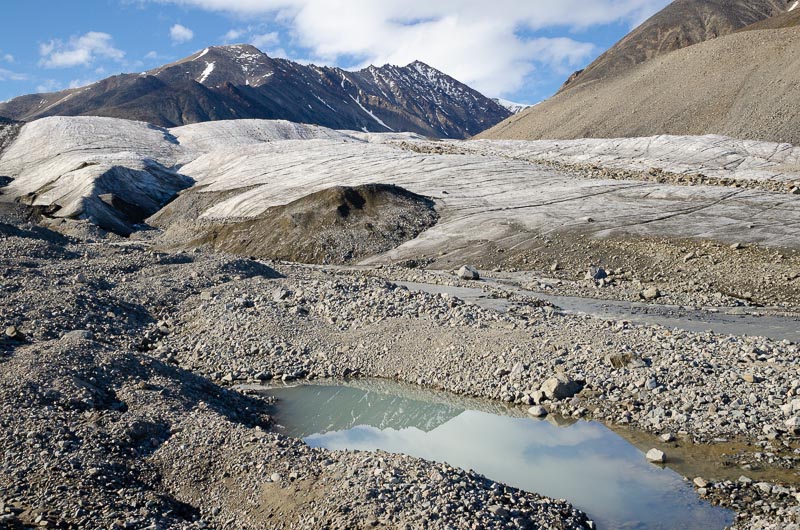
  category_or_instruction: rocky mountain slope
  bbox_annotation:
[737,2,800,30]
[559,0,789,92]
[479,24,800,144]
[0,44,509,138]
[480,0,799,144]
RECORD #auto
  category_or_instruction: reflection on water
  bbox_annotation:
[265,381,733,530]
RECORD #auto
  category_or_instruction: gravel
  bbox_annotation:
[2,205,799,529]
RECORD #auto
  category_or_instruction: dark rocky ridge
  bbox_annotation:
[153,184,439,265]
[0,45,510,139]
[560,0,790,92]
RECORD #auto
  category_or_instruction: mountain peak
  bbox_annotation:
[0,46,511,137]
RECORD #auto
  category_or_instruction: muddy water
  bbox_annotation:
[262,379,734,530]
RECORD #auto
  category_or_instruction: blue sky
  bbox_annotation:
[0,0,670,105]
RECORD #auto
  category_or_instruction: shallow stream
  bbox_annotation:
[395,280,800,342]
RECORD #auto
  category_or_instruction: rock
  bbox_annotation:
[61,330,93,341]
[605,353,646,369]
[660,432,675,443]
[585,266,607,281]
[493,367,510,378]
[509,362,526,378]
[487,505,509,518]
[74,273,88,284]
[742,373,760,384]
[550,262,559,272]
[541,374,583,401]
[755,482,772,494]
[645,448,666,463]
[731,243,743,250]
[640,287,661,301]
[527,406,548,418]
[270,473,281,482]
[4,326,24,341]
[784,416,800,434]
[272,287,292,302]
[457,265,480,280]
[645,377,658,390]
[693,477,708,488]
[531,390,546,404]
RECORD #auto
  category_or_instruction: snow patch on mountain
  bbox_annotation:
[493,98,530,114]
[349,94,394,131]
[198,62,215,84]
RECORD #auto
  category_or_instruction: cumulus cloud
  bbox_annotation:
[170,23,195,44]
[39,32,125,68]
[148,0,669,97]
[2,53,14,63]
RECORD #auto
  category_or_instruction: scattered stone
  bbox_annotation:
[742,373,760,384]
[4,326,24,341]
[585,266,607,281]
[645,449,666,463]
[541,374,584,401]
[488,505,509,518]
[640,287,661,301]
[527,406,548,418]
[62,330,93,341]
[693,477,708,488]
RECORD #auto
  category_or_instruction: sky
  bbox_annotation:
[0,0,671,105]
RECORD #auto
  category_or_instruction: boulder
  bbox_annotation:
[646,448,666,463]
[585,266,607,281]
[640,287,661,301]
[541,374,583,401]
[605,352,646,370]
[458,265,480,280]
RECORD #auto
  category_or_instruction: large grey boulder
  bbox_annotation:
[457,265,480,280]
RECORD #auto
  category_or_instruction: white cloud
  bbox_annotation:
[147,0,669,97]
[170,23,195,44]
[2,53,14,63]
[36,79,63,93]
[223,28,247,42]
[0,68,27,82]
[251,31,279,49]
[39,31,125,69]
[68,77,101,89]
